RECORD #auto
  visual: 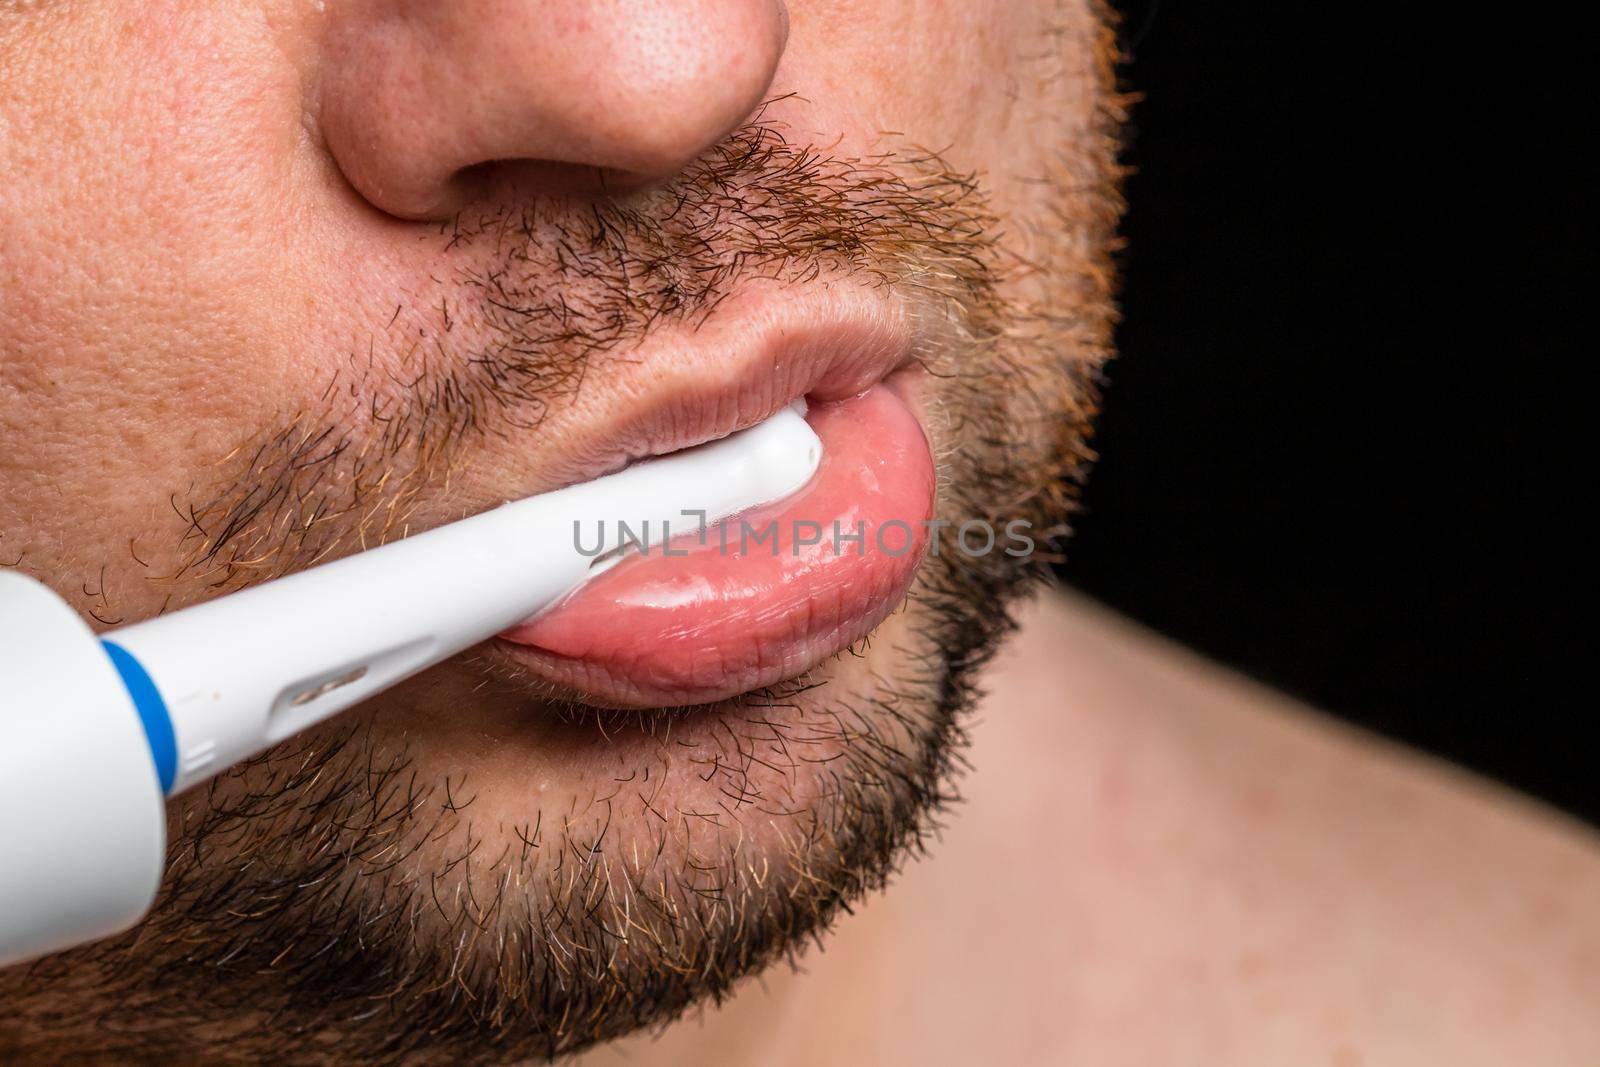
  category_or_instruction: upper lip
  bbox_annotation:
[455,282,916,504]
[435,283,921,708]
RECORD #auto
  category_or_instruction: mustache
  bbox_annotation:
[164,114,1006,595]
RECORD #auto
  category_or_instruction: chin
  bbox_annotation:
[95,574,989,1062]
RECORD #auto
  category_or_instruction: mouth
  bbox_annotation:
[487,286,939,707]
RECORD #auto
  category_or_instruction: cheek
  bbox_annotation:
[781,0,1035,157]
[0,4,313,612]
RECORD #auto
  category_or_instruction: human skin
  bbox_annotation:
[4,3,1597,1064]
[576,593,1600,1067]
[1,0,1119,1061]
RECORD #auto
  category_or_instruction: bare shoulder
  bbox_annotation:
[989,589,1600,1065]
[580,589,1600,1067]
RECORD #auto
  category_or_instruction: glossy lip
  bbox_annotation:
[493,373,934,708]
[463,284,933,710]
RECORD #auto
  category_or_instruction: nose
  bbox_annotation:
[318,0,789,220]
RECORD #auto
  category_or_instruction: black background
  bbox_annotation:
[1064,4,1592,820]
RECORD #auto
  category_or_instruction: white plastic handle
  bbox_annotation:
[107,405,821,794]
[1,406,820,968]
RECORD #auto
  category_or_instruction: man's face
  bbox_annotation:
[0,1,1119,1060]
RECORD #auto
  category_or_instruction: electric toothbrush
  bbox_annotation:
[0,406,821,968]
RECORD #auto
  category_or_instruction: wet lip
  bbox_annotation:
[473,285,938,708]
[496,378,936,707]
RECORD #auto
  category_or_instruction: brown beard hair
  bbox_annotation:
[0,5,1128,1063]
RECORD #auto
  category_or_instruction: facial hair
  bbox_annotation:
[0,16,1126,1064]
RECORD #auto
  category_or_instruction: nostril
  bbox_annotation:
[317,0,790,221]
[456,159,662,206]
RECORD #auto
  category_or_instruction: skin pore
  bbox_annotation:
[1,1,1121,1061]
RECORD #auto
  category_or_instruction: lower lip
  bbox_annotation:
[497,382,937,706]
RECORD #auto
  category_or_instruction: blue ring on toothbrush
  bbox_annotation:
[102,640,177,794]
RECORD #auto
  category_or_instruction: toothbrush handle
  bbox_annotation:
[107,406,820,795]
[0,570,167,969]
[0,407,819,968]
